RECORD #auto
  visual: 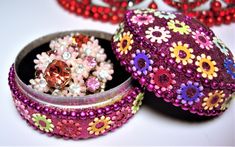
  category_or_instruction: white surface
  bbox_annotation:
[0,0,235,146]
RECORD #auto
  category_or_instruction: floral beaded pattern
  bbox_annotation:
[56,120,82,138]
[117,31,134,55]
[32,113,54,133]
[195,54,219,80]
[87,116,113,135]
[192,31,213,50]
[130,50,153,75]
[131,93,144,114]
[213,37,229,56]
[177,81,204,105]
[224,58,235,79]
[145,26,171,43]
[112,9,235,116]
[113,23,124,42]
[149,66,176,92]
[170,41,195,65]
[202,90,225,110]
[154,11,176,20]
[112,106,132,128]
[130,13,154,26]
[167,19,191,35]
[14,99,30,120]
[9,65,142,139]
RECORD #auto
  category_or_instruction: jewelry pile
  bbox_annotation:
[29,33,114,97]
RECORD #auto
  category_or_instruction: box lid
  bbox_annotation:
[111,9,235,116]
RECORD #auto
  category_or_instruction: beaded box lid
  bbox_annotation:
[111,9,235,116]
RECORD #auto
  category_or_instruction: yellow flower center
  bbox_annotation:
[120,35,131,52]
[198,58,215,75]
[173,45,191,61]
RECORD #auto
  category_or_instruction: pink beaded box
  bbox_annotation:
[8,31,143,139]
[111,9,235,117]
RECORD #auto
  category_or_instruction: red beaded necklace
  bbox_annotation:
[58,0,235,27]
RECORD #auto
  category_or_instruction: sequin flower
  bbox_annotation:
[93,62,114,82]
[32,113,54,133]
[112,106,132,128]
[177,81,204,105]
[202,90,225,110]
[224,58,235,79]
[132,93,144,114]
[167,20,191,35]
[113,23,124,42]
[134,8,155,14]
[154,11,176,19]
[150,66,176,91]
[34,52,54,72]
[130,50,153,75]
[170,41,195,65]
[117,31,134,55]
[131,13,155,26]
[29,74,50,93]
[145,26,171,43]
[56,120,82,138]
[192,31,213,50]
[213,37,229,56]
[87,116,113,135]
[195,54,219,80]
[14,99,30,120]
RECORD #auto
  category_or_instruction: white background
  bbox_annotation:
[0,0,234,146]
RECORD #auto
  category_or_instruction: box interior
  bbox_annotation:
[17,37,130,91]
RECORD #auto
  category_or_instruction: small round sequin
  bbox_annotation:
[56,120,82,139]
[113,23,124,42]
[150,66,176,91]
[132,93,144,114]
[202,90,225,110]
[167,19,191,35]
[130,50,153,75]
[154,11,176,19]
[170,41,195,65]
[213,36,229,56]
[195,54,219,80]
[224,58,235,79]
[177,81,204,105]
[87,116,113,135]
[192,30,213,50]
[130,13,155,26]
[117,31,134,55]
[145,26,171,43]
[32,113,54,133]
[134,8,155,14]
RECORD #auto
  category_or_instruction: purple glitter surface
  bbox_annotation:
[111,9,235,116]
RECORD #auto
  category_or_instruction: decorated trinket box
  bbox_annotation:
[8,9,235,140]
[8,31,143,139]
[111,9,235,116]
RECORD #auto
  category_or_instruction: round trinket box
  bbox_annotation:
[111,9,235,116]
[8,31,143,139]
